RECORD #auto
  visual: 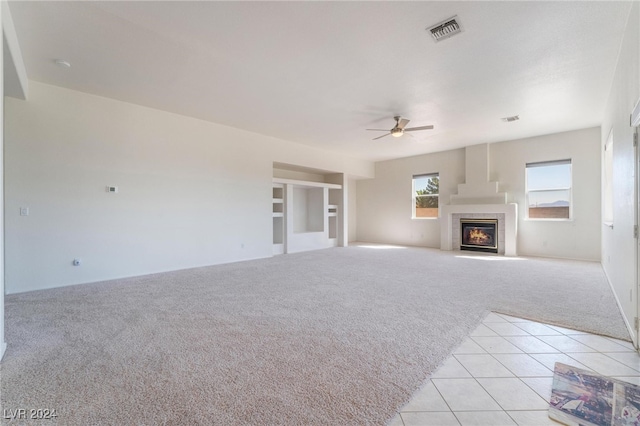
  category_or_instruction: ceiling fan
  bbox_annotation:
[367,116,434,140]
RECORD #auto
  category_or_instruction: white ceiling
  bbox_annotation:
[7,1,632,162]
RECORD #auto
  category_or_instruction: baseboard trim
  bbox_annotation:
[602,264,636,347]
[7,254,274,295]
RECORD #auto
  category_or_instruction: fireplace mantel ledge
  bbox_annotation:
[440,203,518,256]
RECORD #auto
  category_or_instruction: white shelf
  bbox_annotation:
[273,198,283,203]
[272,212,284,218]
[328,213,337,217]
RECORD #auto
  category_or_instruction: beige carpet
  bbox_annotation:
[1,245,629,425]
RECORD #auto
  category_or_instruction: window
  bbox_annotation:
[526,160,571,219]
[413,173,439,218]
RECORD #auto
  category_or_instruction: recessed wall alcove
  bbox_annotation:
[272,163,347,255]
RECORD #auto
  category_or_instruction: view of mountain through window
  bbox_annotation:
[526,160,571,219]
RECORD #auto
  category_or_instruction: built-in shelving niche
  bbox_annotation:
[272,184,285,255]
[328,204,338,240]
[293,187,324,233]
[271,176,342,255]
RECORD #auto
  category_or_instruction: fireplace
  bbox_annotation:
[460,219,498,253]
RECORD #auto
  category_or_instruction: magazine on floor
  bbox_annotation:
[549,362,640,426]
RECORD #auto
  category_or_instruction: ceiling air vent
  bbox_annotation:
[427,16,463,42]
[501,115,520,123]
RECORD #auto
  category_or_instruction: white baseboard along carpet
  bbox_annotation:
[1,245,629,425]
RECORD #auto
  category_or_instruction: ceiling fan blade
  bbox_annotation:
[404,125,434,132]
[366,128,391,131]
[397,118,410,130]
[372,133,391,140]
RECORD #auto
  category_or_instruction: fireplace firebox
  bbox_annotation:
[460,219,498,253]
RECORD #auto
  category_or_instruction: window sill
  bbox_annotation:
[412,217,439,220]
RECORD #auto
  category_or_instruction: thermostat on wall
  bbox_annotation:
[106,186,118,193]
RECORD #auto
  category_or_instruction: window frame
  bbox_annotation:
[525,159,572,221]
[412,173,439,220]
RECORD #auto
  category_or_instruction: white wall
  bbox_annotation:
[356,128,601,260]
[601,2,639,341]
[293,187,309,233]
[356,149,465,247]
[348,177,357,242]
[5,81,373,294]
[0,0,27,360]
[0,0,5,360]
[491,128,601,261]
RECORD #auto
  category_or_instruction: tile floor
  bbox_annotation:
[388,312,638,426]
